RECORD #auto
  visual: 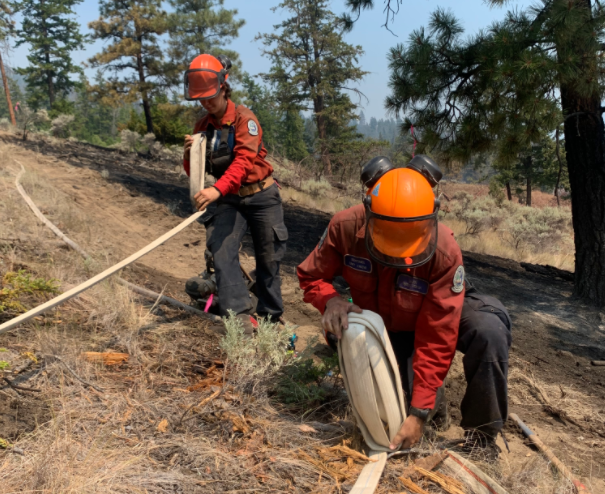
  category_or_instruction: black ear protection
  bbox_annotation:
[216,55,232,73]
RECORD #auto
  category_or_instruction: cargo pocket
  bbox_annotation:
[273,223,288,261]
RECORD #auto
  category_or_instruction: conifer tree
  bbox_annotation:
[0,1,15,125]
[165,0,243,89]
[350,1,605,304]
[88,0,167,134]
[257,0,367,175]
[14,0,86,109]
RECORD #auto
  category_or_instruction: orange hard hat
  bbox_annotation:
[365,167,439,268]
[184,54,230,101]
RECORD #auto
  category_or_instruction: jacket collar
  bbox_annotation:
[208,99,236,127]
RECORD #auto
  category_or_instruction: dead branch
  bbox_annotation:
[2,376,41,393]
[49,355,104,393]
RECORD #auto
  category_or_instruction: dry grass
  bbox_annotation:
[0,144,599,493]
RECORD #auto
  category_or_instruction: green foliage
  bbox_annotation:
[301,178,332,198]
[14,0,86,108]
[488,179,506,207]
[279,111,308,162]
[241,73,280,152]
[274,351,340,409]
[257,0,367,175]
[446,192,506,235]
[0,360,9,370]
[0,270,60,314]
[123,93,197,145]
[0,75,22,122]
[165,0,244,88]
[503,206,573,254]
[0,348,7,352]
[88,0,168,134]
[219,311,293,380]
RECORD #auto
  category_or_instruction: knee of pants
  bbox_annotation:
[464,317,511,361]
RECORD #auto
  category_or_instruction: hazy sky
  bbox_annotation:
[8,0,532,119]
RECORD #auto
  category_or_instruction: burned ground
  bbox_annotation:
[1,133,604,492]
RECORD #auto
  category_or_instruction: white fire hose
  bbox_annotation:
[0,134,216,335]
[339,310,407,493]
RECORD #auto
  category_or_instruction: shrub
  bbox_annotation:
[0,270,60,315]
[488,179,506,206]
[51,114,75,138]
[116,129,141,153]
[220,311,293,380]
[301,178,332,198]
[449,192,505,235]
[274,349,340,409]
[502,206,573,253]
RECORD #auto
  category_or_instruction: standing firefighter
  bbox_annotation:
[297,155,512,460]
[182,54,287,332]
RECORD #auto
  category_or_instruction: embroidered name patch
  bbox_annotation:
[248,120,258,136]
[396,274,429,295]
[344,255,372,273]
[452,265,465,293]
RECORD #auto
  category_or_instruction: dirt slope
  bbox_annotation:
[2,133,605,491]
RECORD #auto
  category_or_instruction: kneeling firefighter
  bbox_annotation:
[297,155,512,460]
[182,54,288,332]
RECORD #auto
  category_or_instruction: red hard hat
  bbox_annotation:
[184,54,229,101]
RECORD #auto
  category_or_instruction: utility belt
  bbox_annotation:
[238,176,274,197]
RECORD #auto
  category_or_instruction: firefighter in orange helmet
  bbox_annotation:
[182,54,287,332]
[297,155,512,460]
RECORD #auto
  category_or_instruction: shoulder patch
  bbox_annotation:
[344,254,372,273]
[451,265,465,293]
[247,119,258,136]
[317,227,328,251]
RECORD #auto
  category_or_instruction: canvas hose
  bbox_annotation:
[338,310,407,494]
[0,133,216,335]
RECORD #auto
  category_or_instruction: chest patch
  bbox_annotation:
[247,119,258,136]
[344,255,372,273]
[396,274,429,295]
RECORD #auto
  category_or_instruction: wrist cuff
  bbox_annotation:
[409,407,431,422]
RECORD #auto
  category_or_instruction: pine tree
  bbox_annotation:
[88,0,167,135]
[376,1,605,305]
[165,0,243,89]
[257,0,367,175]
[278,110,308,162]
[0,1,15,125]
[240,73,280,152]
[14,0,86,109]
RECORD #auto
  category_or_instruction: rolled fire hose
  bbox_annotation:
[338,310,407,493]
[0,134,217,335]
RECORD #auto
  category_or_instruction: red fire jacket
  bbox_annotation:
[297,204,465,410]
[183,99,274,196]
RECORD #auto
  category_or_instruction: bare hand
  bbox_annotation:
[184,134,194,161]
[389,415,424,450]
[194,187,221,211]
[321,297,362,340]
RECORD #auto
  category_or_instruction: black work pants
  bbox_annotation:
[388,289,512,437]
[202,183,287,320]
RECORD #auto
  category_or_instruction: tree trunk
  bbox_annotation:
[554,127,563,207]
[0,52,16,126]
[506,181,512,201]
[43,25,54,107]
[313,94,331,175]
[526,174,532,207]
[557,0,605,305]
[135,38,154,135]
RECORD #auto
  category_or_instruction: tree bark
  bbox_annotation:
[554,127,563,207]
[135,36,154,135]
[506,181,512,201]
[557,0,605,305]
[526,174,532,207]
[0,52,16,126]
